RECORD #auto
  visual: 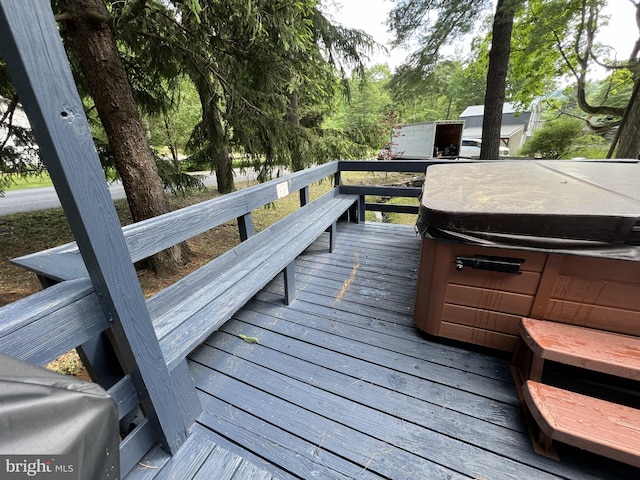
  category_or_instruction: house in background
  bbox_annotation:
[459,102,542,154]
[0,95,39,166]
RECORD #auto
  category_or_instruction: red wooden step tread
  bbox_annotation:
[520,318,640,380]
[523,380,640,468]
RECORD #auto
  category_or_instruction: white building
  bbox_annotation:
[459,102,542,154]
[1,96,39,165]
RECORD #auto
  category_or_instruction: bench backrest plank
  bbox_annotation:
[11,163,340,279]
[123,163,338,263]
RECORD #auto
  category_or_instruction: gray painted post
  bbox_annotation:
[299,186,310,207]
[283,261,296,305]
[358,195,366,223]
[329,221,337,253]
[0,0,199,453]
[237,213,254,241]
[30,273,123,391]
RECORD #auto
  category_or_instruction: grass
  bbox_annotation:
[0,170,422,374]
[3,172,53,190]
[3,168,120,191]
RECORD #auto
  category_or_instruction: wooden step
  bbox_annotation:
[520,318,640,380]
[523,380,640,468]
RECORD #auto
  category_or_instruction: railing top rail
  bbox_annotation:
[122,161,339,262]
[13,162,340,267]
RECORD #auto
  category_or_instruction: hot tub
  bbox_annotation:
[413,160,640,352]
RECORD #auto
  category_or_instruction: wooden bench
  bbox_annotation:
[512,318,640,466]
[523,380,640,468]
[151,189,357,369]
[13,186,358,370]
[11,165,352,285]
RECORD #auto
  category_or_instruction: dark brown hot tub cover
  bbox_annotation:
[417,160,640,261]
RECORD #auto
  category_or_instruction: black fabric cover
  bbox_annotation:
[0,354,119,479]
[417,160,640,259]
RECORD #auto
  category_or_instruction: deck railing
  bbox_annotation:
[337,159,459,220]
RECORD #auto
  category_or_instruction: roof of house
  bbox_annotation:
[460,102,522,117]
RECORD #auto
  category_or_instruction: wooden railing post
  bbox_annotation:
[299,185,310,206]
[0,0,200,454]
[237,213,254,241]
[358,195,366,223]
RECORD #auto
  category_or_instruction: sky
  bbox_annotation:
[326,0,638,72]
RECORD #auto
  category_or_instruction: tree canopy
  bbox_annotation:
[3,0,640,206]
[388,0,523,159]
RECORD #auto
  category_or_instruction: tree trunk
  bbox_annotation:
[190,67,234,193]
[287,93,304,171]
[480,0,520,160]
[615,78,640,159]
[61,0,188,273]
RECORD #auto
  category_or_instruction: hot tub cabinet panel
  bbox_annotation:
[414,238,640,352]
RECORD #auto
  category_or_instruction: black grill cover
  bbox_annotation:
[0,354,119,479]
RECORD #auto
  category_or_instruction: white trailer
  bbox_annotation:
[384,121,464,160]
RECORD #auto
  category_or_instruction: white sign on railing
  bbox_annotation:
[276,181,289,199]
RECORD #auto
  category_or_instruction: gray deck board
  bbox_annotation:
[237,297,515,386]
[131,222,639,480]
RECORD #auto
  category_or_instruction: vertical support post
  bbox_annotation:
[346,199,358,223]
[76,333,124,389]
[334,171,341,188]
[358,195,366,223]
[237,213,254,242]
[0,1,199,454]
[299,186,310,207]
[283,261,295,305]
[328,221,337,253]
[36,274,58,289]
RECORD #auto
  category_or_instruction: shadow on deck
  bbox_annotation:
[127,222,637,480]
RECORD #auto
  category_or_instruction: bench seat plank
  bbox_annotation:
[520,318,640,380]
[523,380,640,468]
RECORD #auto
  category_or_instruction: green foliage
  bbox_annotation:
[588,70,634,111]
[389,60,485,122]
[0,58,44,187]
[145,77,201,161]
[155,157,207,196]
[389,0,493,73]
[323,65,397,153]
[542,70,633,137]
[520,117,584,158]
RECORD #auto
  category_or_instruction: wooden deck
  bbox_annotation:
[126,222,638,480]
